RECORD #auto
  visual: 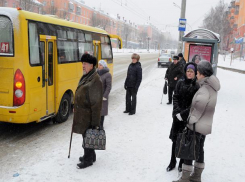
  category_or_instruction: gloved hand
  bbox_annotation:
[103,97,107,101]
[124,85,127,90]
[176,113,183,121]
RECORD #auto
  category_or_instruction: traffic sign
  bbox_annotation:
[179,18,186,32]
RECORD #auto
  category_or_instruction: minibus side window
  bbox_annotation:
[101,36,112,60]
[29,22,40,65]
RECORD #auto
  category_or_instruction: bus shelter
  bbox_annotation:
[182,29,220,75]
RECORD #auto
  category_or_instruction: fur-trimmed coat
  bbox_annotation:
[72,68,103,136]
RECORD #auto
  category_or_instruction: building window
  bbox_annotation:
[76,6,81,15]
[43,1,46,6]
[69,2,74,12]
[64,3,66,8]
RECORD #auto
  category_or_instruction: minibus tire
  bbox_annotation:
[55,93,71,123]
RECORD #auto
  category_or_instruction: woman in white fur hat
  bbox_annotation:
[97,60,112,129]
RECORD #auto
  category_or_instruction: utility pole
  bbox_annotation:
[177,0,187,54]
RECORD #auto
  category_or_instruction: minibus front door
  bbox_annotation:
[40,35,56,117]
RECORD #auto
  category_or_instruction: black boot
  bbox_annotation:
[77,159,93,169]
[166,160,176,172]
[178,159,184,172]
[79,149,96,162]
[79,153,96,163]
[167,141,177,172]
[77,149,95,169]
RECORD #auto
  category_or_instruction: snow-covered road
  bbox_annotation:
[1,57,245,182]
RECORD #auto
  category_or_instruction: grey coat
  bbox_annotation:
[97,67,112,116]
[187,75,220,135]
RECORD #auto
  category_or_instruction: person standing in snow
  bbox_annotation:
[173,60,220,182]
[167,62,199,172]
[124,53,142,115]
[97,60,112,129]
[165,56,184,105]
[72,53,103,169]
[178,53,186,67]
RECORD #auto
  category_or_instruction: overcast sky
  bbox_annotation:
[84,0,231,39]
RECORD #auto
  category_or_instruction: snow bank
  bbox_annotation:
[218,54,245,71]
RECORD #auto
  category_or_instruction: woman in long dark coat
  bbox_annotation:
[167,62,199,172]
[97,60,112,129]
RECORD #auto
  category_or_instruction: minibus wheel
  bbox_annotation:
[55,93,71,123]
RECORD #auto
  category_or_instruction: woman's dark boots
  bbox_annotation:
[77,149,95,169]
[178,159,184,172]
[189,162,205,182]
[166,159,176,171]
[167,142,177,172]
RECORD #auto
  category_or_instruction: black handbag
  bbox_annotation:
[163,81,168,95]
[175,124,201,160]
[83,128,106,150]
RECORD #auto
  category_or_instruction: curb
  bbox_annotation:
[218,66,245,74]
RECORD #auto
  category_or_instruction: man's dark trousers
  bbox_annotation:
[126,87,137,114]
[168,86,175,103]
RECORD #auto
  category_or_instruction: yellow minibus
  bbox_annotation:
[0,7,122,124]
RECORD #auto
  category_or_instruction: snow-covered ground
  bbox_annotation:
[218,54,245,71]
[3,55,245,182]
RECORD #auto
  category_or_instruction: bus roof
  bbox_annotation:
[0,7,108,35]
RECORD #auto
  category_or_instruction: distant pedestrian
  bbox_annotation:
[167,62,199,173]
[72,53,103,169]
[97,60,112,129]
[165,56,184,104]
[124,53,142,115]
[173,60,220,182]
[178,53,186,66]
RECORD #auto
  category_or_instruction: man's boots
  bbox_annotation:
[172,164,193,182]
[189,162,205,182]
[77,149,94,169]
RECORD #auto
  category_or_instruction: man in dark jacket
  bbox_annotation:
[73,53,103,169]
[124,53,142,115]
[178,53,186,67]
[165,56,184,104]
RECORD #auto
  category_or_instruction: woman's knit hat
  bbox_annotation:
[98,60,107,68]
[186,64,195,72]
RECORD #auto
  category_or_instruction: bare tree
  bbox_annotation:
[202,0,231,49]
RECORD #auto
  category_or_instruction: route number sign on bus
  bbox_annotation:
[1,42,9,53]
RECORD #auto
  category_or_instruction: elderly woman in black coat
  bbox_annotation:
[167,62,199,172]
[97,60,112,129]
